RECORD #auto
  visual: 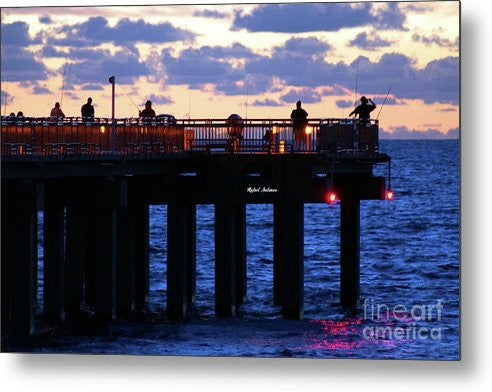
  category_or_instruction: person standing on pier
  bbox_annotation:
[139,100,156,118]
[50,102,65,118]
[290,100,308,151]
[81,97,95,118]
[349,96,376,121]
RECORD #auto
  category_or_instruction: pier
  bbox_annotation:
[1,116,390,335]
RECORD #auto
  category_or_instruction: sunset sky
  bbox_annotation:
[0,1,459,138]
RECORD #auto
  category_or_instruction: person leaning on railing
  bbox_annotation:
[50,102,65,118]
[290,100,308,151]
[226,113,244,152]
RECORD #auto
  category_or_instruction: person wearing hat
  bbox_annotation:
[349,96,376,120]
[139,100,156,117]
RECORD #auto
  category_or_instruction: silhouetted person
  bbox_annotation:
[349,96,376,120]
[50,102,65,118]
[8,112,15,117]
[290,100,308,151]
[226,113,244,152]
[263,128,274,153]
[16,111,24,117]
[81,97,95,118]
[139,100,156,117]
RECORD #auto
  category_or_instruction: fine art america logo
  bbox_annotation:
[362,299,444,341]
[246,186,278,194]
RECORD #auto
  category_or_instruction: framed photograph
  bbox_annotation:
[1,1,460,360]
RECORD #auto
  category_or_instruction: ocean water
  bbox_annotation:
[4,140,460,359]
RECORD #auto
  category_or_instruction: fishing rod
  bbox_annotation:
[60,63,68,107]
[376,86,392,120]
[119,83,141,113]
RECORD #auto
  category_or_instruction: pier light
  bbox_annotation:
[386,190,394,200]
[100,125,106,134]
[272,125,278,134]
[305,125,313,135]
[327,192,337,203]
[279,140,285,153]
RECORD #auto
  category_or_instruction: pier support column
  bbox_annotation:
[1,181,40,335]
[281,203,304,320]
[214,203,236,317]
[235,204,247,304]
[185,204,197,304]
[91,207,117,320]
[167,203,188,319]
[84,210,97,307]
[273,203,285,306]
[116,206,136,316]
[43,205,66,322]
[65,207,86,318]
[340,196,360,307]
[134,205,150,307]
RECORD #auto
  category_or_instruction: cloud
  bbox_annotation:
[39,15,53,24]
[156,38,457,104]
[252,98,283,107]
[232,3,406,33]
[193,9,228,18]
[1,21,34,46]
[380,126,459,139]
[439,107,457,112]
[348,31,393,50]
[32,85,53,95]
[1,90,15,106]
[0,45,50,82]
[64,48,151,85]
[336,100,353,108]
[281,37,332,57]
[145,94,174,105]
[412,33,459,50]
[280,88,322,104]
[446,128,459,138]
[49,16,195,47]
[195,43,257,59]
[81,84,104,91]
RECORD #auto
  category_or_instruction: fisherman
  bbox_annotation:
[139,100,156,118]
[81,97,95,118]
[263,128,274,153]
[226,113,244,153]
[50,102,65,118]
[290,100,308,151]
[349,96,376,120]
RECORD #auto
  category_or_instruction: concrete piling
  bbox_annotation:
[43,205,66,322]
[214,203,236,317]
[167,203,188,319]
[340,195,361,307]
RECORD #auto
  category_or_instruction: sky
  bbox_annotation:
[0,1,459,139]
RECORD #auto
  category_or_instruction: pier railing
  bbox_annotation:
[0,116,379,156]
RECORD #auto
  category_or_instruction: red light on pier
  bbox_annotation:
[386,190,394,200]
[327,192,337,203]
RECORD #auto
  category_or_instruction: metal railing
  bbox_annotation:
[1,117,378,157]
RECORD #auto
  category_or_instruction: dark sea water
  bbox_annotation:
[6,140,460,359]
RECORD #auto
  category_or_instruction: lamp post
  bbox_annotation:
[109,75,116,153]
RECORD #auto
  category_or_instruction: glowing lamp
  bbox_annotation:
[327,192,337,203]
[100,125,106,134]
[279,140,285,153]
[272,125,278,134]
[305,125,313,135]
[386,190,394,200]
